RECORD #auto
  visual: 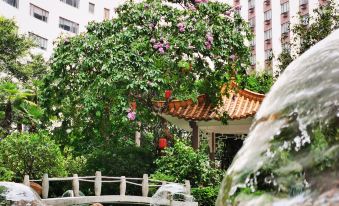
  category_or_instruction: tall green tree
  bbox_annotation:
[277,0,339,75]
[41,0,252,151]
[0,17,48,138]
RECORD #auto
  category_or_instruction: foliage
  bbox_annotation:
[277,0,339,75]
[191,186,219,206]
[0,16,48,81]
[245,72,273,94]
[41,0,252,149]
[0,131,66,180]
[0,81,44,138]
[153,139,223,187]
[0,166,14,181]
[85,142,155,178]
[0,17,47,139]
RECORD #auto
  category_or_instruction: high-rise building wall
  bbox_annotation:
[0,0,125,59]
[222,0,336,73]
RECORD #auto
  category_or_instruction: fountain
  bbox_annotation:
[216,29,339,205]
[151,183,195,206]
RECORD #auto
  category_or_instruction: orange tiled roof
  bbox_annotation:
[153,87,265,121]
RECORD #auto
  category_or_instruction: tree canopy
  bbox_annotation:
[0,17,47,139]
[41,0,252,148]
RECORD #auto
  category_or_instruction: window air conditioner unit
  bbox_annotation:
[282,11,288,17]
[265,38,271,43]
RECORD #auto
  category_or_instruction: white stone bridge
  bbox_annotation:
[23,172,198,206]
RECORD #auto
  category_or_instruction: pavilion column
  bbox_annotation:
[208,133,216,164]
[189,121,200,150]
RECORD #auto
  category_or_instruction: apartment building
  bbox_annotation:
[0,0,125,59]
[222,0,337,73]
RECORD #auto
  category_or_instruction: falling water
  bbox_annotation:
[150,183,194,206]
[217,29,339,205]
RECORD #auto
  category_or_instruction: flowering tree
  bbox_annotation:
[41,0,252,148]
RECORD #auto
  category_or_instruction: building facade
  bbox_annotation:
[222,0,336,73]
[0,0,125,59]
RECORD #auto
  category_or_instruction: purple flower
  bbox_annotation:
[177,22,184,28]
[188,5,196,11]
[153,44,160,49]
[127,111,136,121]
[205,41,211,49]
[202,0,208,2]
[165,42,170,50]
[206,33,213,42]
[177,22,185,32]
[195,0,202,3]
[158,47,165,54]
[225,11,231,16]
[230,54,236,61]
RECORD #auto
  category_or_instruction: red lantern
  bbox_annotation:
[165,90,172,99]
[159,138,167,149]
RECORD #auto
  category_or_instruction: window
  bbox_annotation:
[30,4,48,22]
[29,32,47,50]
[265,49,273,61]
[250,55,256,65]
[281,22,289,34]
[104,8,110,20]
[299,0,308,5]
[249,18,255,28]
[281,2,289,14]
[89,3,95,13]
[60,0,79,8]
[264,10,272,21]
[248,0,255,10]
[3,0,18,8]
[59,17,79,34]
[264,29,272,41]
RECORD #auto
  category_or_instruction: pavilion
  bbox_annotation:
[153,82,265,163]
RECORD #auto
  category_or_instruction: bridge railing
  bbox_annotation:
[23,171,191,199]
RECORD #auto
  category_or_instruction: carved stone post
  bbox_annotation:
[23,175,30,186]
[72,174,80,197]
[42,174,49,199]
[142,174,149,197]
[120,176,126,196]
[94,171,102,196]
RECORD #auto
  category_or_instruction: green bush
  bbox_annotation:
[153,139,223,187]
[84,141,155,196]
[0,131,66,181]
[245,72,273,94]
[192,186,219,206]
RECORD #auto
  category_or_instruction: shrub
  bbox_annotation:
[192,186,219,206]
[153,139,223,187]
[0,131,66,181]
